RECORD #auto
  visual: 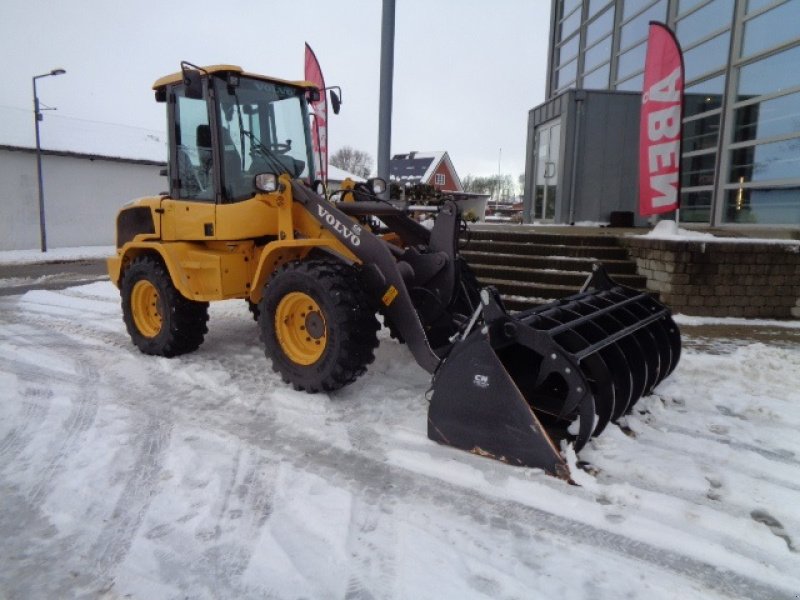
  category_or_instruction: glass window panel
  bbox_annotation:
[729,137,800,182]
[686,74,726,96]
[562,0,582,18]
[742,1,800,58]
[746,0,776,14]
[620,0,667,50]
[560,7,582,39]
[588,0,613,18]
[685,76,727,117]
[682,152,718,187]
[734,91,800,142]
[174,89,214,201]
[582,62,611,88]
[738,43,800,100]
[559,34,580,65]
[584,35,613,70]
[677,0,706,13]
[557,57,579,89]
[680,190,713,222]
[624,0,655,19]
[616,72,644,90]
[617,42,647,79]
[684,115,721,153]
[586,7,615,46]
[724,187,800,223]
[684,95,723,117]
[685,90,723,117]
[676,0,734,49]
[684,32,730,81]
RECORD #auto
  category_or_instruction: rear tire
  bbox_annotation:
[259,259,380,392]
[120,255,209,357]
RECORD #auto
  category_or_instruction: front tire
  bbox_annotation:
[120,255,209,357]
[259,260,380,392]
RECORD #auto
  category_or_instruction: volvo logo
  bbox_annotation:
[317,205,361,247]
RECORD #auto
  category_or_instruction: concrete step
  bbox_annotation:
[460,250,639,275]
[464,239,630,261]
[475,276,578,301]
[458,226,644,311]
[465,229,622,247]
[470,263,647,289]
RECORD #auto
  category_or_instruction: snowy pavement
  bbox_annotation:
[1,280,799,599]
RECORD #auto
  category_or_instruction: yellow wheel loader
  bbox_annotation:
[108,63,681,478]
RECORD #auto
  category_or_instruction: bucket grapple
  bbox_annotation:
[428,265,681,478]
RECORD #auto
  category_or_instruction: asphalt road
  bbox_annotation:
[0,259,109,296]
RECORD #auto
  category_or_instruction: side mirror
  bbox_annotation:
[330,90,341,115]
[180,62,206,100]
[368,177,387,195]
[254,173,278,193]
[183,70,204,100]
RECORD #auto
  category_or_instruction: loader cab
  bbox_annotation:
[157,66,316,205]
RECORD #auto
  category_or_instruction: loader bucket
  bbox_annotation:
[427,265,681,478]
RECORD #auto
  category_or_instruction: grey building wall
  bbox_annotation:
[524,90,643,225]
[0,147,164,251]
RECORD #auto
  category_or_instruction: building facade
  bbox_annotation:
[389,152,464,192]
[544,0,800,226]
[0,146,164,251]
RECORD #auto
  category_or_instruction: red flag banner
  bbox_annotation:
[304,43,328,182]
[639,22,684,217]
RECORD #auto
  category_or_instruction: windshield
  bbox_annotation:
[216,76,312,200]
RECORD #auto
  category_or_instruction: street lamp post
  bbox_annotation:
[33,68,66,252]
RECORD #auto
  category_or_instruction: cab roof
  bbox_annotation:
[152,64,317,91]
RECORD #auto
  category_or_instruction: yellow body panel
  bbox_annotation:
[110,180,359,305]
[161,199,217,241]
[215,195,279,240]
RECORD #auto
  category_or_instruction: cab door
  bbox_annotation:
[161,82,218,241]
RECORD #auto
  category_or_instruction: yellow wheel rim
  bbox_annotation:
[275,292,327,365]
[131,280,162,338]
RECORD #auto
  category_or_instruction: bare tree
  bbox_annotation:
[330,146,374,178]
[462,174,517,201]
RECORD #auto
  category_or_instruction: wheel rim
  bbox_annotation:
[275,292,327,365]
[131,280,162,338]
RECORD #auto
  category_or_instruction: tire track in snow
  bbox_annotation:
[212,414,798,600]
[0,396,49,463]
[343,491,398,600]
[17,342,100,509]
[85,413,172,591]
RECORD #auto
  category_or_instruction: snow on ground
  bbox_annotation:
[1,281,799,599]
[0,246,114,265]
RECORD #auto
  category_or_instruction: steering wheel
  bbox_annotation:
[267,140,292,154]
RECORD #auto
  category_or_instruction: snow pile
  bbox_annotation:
[1,281,799,599]
[641,219,716,240]
[639,220,800,248]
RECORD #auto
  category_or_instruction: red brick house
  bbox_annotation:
[389,151,463,192]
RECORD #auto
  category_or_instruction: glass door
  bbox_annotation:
[533,118,561,221]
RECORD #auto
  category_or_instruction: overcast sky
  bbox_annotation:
[0,0,551,183]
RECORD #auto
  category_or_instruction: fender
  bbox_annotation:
[110,241,244,302]
[248,238,357,304]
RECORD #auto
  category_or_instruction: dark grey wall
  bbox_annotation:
[572,91,641,224]
[525,90,643,225]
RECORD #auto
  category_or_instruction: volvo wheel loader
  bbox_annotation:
[108,63,681,479]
